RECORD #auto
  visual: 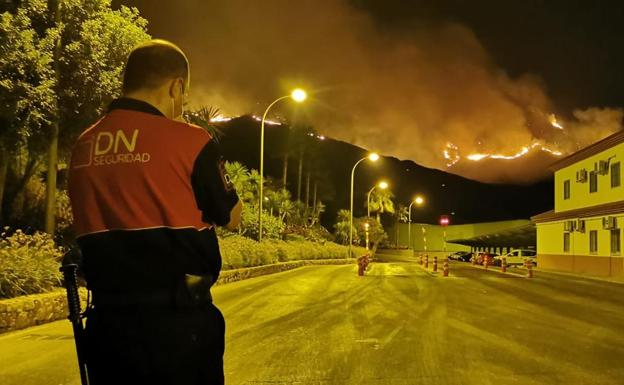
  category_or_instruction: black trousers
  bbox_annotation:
[85,303,225,385]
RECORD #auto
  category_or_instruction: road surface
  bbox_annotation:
[1,258,623,384]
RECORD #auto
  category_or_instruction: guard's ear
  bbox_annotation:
[169,77,183,98]
[168,78,177,99]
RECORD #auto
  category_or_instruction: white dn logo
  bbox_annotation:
[95,129,139,155]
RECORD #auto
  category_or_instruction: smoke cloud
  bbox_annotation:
[140,0,622,183]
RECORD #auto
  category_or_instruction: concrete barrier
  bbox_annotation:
[0,288,88,334]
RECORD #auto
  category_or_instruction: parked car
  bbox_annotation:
[448,251,472,262]
[473,252,498,265]
[493,249,537,266]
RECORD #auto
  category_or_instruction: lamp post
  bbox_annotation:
[408,195,424,250]
[364,222,370,251]
[439,215,450,253]
[367,181,389,218]
[258,89,307,242]
[349,153,380,257]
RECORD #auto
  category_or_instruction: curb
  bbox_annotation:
[215,258,355,285]
[0,258,355,334]
[464,262,529,278]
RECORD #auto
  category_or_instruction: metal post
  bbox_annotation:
[349,157,367,257]
[258,96,289,242]
[408,201,414,250]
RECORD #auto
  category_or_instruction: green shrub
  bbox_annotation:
[218,235,360,270]
[0,229,63,298]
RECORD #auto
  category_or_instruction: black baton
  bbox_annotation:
[61,263,90,385]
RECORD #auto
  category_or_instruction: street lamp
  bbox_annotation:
[367,181,389,218]
[258,88,307,242]
[408,195,425,250]
[349,152,380,257]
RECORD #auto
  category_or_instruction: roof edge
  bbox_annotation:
[549,130,624,172]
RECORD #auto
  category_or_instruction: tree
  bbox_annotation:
[0,7,55,225]
[10,0,152,236]
[394,204,408,248]
[333,209,359,245]
[368,188,395,223]
[355,216,387,251]
[183,106,224,139]
[308,201,325,227]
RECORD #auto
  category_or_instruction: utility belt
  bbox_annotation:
[92,274,214,311]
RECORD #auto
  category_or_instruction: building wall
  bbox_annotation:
[536,214,624,276]
[555,141,624,213]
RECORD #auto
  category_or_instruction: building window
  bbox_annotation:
[589,230,598,254]
[563,180,570,200]
[611,162,621,188]
[589,172,598,193]
[563,232,570,253]
[611,228,621,255]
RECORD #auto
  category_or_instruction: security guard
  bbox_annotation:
[68,39,242,385]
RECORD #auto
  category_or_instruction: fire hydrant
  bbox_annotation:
[443,260,449,277]
[501,257,507,273]
[433,256,438,272]
[424,255,429,269]
[357,254,370,276]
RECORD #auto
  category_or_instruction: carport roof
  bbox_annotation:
[447,223,536,248]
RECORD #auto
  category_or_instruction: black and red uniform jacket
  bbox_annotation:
[68,98,239,299]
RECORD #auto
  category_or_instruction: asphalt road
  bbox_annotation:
[1,258,623,385]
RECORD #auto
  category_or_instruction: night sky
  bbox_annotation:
[113,0,623,183]
[356,0,624,112]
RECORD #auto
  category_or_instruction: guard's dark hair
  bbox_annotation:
[122,39,189,94]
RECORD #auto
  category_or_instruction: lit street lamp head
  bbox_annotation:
[291,88,307,102]
[415,195,424,206]
[368,153,380,162]
[378,181,389,189]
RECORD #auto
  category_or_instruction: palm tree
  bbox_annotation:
[309,201,326,227]
[224,161,255,203]
[394,204,409,248]
[279,199,296,222]
[183,106,224,139]
[368,188,395,223]
[334,209,359,245]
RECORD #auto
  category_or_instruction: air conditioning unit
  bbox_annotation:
[576,169,588,183]
[564,220,576,232]
[603,216,617,230]
[598,160,610,175]
[576,219,586,233]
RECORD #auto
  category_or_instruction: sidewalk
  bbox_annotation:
[462,260,624,284]
[534,267,624,285]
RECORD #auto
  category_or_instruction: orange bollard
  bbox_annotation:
[433,256,438,272]
[425,255,429,269]
[526,260,534,278]
[484,255,489,270]
[443,260,449,277]
[501,257,507,273]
